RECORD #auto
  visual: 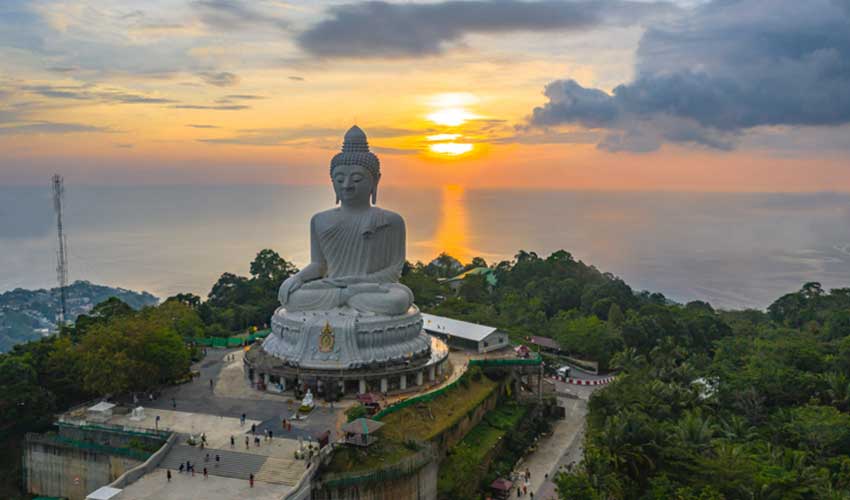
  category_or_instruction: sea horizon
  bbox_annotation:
[2,184,849,311]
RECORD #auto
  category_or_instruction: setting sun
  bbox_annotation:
[426,108,479,126]
[426,133,462,141]
[429,142,474,156]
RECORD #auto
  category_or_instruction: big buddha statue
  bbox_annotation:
[261,126,432,370]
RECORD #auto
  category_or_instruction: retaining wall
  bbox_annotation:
[24,434,141,500]
[108,432,177,489]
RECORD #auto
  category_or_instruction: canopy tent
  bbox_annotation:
[341,418,385,447]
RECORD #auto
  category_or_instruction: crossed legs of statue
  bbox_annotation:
[284,282,413,316]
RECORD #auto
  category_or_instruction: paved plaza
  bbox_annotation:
[119,468,288,500]
[104,347,343,499]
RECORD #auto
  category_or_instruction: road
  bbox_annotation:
[514,379,600,500]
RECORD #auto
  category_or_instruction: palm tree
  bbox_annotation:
[611,347,646,372]
[820,372,850,410]
[675,409,716,450]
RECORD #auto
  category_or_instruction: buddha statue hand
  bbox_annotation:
[278,275,303,305]
[342,283,390,302]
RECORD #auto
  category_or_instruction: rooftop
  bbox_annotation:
[421,313,499,342]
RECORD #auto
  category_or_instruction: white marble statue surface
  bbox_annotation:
[262,126,431,370]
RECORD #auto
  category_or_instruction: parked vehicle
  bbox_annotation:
[556,365,571,378]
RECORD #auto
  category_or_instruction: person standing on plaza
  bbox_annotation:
[167,470,171,482]
[249,473,254,488]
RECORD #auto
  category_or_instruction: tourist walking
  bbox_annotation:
[203,467,208,479]
[249,473,254,488]
[230,435,235,448]
[241,413,246,426]
[245,436,249,449]
[179,463,184,474]
[269,430,273,440]
[215,454,220,467]
[209,379,214,390]
[167,469,171,482]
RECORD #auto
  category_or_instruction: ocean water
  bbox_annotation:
[1,185,849,310]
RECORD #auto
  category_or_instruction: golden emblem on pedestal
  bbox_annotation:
[319,322,335,352]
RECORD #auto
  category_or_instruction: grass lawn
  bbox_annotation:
[381,375,499,442]
[324,371,499,474]
[323,438,418,474]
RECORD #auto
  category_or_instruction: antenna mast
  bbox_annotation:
[52,174,69,327]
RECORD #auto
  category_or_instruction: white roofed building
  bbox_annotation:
[421,313,509,353]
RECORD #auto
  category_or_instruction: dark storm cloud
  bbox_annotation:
[530,80,620,129]
[193,0,288,31]
[198,71,240,87]
[297,0,675,58]
[528,0,850,152]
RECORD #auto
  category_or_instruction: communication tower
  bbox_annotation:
[52,174,69,326]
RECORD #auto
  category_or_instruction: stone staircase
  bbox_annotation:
[255,457,304,485]
[158,445,267,481]
[158,445,304,486]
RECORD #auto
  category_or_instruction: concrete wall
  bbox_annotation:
[311,378,506,500]
[25,437,141,500]
[108,432,177,489]
[432,385,500,455]
[479,331,510,353]
[311,460,439,500]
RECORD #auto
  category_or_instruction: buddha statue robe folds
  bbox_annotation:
[281,207,414,316]
[262,126,432,370]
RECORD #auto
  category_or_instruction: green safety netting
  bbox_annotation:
[51,435,152,461]
[191,329,270,348]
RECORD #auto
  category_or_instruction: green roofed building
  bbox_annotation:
[440,267,498,290]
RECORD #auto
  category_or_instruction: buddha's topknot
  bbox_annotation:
[330,125,380,183]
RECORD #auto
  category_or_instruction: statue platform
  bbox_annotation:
[262,306,433,370]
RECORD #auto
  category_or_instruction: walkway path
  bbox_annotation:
[515,381,598,500]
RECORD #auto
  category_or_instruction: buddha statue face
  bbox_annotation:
[332,163,376,206]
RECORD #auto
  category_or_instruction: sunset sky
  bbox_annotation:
[1,0,849,190]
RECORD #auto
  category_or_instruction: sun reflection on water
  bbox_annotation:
[434,184,472,263]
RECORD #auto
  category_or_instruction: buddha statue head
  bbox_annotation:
[330,126,381,205]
